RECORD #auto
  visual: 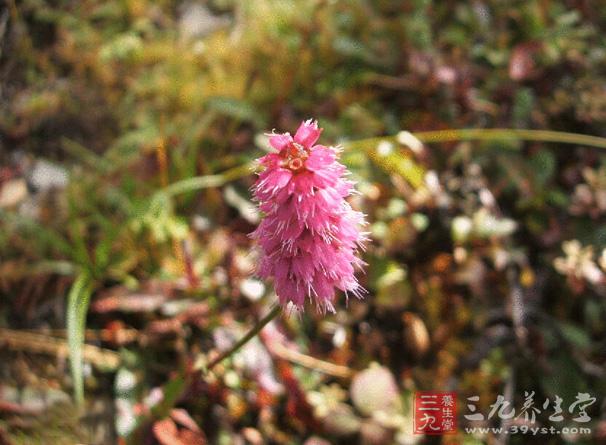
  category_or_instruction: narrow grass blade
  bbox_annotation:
[67,272,94,405]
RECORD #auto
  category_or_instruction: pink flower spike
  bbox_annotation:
[251,120,368,313]
[293,119,322,148]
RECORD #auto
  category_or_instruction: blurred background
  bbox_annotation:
[1,0,605,444]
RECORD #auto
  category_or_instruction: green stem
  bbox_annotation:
[345,128,606,151]
[415,128,606,148]
[206,306,281,371]
[162,162,255,198]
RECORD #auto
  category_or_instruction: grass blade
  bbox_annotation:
[66,272,94,405]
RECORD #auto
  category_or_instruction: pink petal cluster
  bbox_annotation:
[251,119,367,313]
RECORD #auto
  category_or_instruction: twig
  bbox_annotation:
[20,328,139,343]
[269,342,353,379]
[0,328,120,370]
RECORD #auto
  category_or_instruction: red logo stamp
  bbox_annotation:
[414,391,457,434]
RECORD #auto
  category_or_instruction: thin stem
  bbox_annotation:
[413,128,606,149]
[206,306,281,371]
[344,128,606,151]
[162,162,255,198]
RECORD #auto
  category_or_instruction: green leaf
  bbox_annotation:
[150,373,187,419]
[529,149,556,186]
[361,143,426,189]
[512,88,535,127]
[61,137,113,173]
[67,272,94,405]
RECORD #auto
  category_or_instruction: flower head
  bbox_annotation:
[251,120,368,313]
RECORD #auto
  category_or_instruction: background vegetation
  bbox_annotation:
[0,0,605,443]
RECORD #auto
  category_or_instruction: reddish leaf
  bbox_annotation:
[153,418,187,445]
[0,400,39,416]
[170,408,201,432]
[176,302,210,327]
[92,281,177,313]
[178,429,207,445]
[275,361,319,431]
[147,318,183,336]
[509,42,542,81]
[92,293,167,313]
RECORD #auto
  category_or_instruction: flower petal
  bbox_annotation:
[269,132,293,151]
[305,146,335,172]
[293,119,322,148]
